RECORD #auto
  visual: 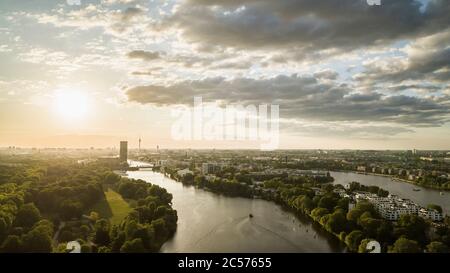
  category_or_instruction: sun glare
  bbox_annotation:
[53,89,90,119]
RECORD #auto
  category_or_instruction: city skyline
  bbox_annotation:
[1,0,450,150]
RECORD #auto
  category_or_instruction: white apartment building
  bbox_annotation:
[354,192,442,221]
[419,208,444,221]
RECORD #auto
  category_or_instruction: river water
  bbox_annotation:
[125,160,448,252]
[126,168,344,253]
[331,172,449,215]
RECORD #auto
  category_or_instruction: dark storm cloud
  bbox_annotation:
[167,0,450,55]
[125,74,450,127]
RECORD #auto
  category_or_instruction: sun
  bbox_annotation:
[53,89,90,119]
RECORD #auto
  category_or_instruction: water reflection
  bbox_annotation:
[331,171,449,215]
[127,169,343,253]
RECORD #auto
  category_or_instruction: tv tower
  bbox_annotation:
[139,137,142,153]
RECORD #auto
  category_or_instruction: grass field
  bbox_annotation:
[92,189,132,225]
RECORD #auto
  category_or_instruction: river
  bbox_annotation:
[331,172,449,215]
[126,167,344,253]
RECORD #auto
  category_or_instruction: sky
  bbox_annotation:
[0,0,449,150]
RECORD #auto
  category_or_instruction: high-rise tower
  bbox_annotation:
[120,141,128,162]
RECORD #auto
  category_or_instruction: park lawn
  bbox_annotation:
[92,189,132,225]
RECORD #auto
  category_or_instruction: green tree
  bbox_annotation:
[59,200,83,220]
[182,173,194,184]
[14,203,41,228]
[377,188,389,197]
[120,238,146,253]
[80,225,90,240]
[346,208,363,223]
[194,175,206,188]
[0,235,22,253]
[358,238,377,253]
[389,238,421,253]
[426,241,449,253]
[59,230,75,242]
[110,231,126,252]
[318,196,336,211]
[397,214,428,244]
[300,196,315,213]
[89,212,99,222]
[133,225,154,250]
[326,211,347,233]
[355,202,376,215]
[336,198,349,212]
[0,217,8,241]
[376,221,393,243]
[151,218,169,244]
[105,173,121,184]
[22,228,53,253]
[81,244,92,253]
[359,217,383,239]
[124,220,139,239]
[93,218,110,246]
[98,246,111,253]
[311,208,329,221]
[32,220,54,238]
[427,204,443,214]
[345,230,364,251]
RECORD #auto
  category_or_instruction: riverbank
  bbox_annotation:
[129,160,449,252]
[127,167,344,252]
[337,170,450,191]
[155,169,351,251]
[274,197,348,251]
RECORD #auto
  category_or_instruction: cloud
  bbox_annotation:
[102,0,141,6]
[313,69,338,80]
[166,0,450,57]
[210,60,253,70]
[356,28,450,85]
[283,121,414,139]
[119,7,144,22]
[125,73,450,127]
[25,5,148,36]
[388,84,442,93]
[4,0,450,144]
[127,50,161,61]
